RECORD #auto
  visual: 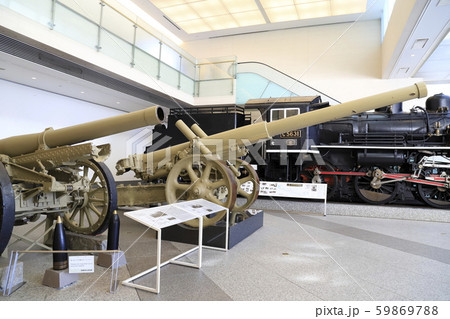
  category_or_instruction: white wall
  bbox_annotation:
[182,19,421,103]
[0,79,142,181]
[0,6,196,106]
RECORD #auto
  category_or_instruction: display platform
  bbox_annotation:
[162,210,264,249]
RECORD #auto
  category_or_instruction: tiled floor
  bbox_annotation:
[1,201,449,301]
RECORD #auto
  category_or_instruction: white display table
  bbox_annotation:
[122,199,228,294]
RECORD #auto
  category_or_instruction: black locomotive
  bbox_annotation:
[151,93,450,209]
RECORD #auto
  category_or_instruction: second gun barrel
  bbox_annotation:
[0,105,165,157]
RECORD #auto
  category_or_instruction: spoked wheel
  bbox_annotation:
[417,182,450,209]
[354,166,399,205]
[0,162,15,255]
[165,155,237,227]
[63,159,117,235]
[300,161,338,199]
[232,159,260,212]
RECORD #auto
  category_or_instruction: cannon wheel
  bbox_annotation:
[232,159,260,212]
[354,166,399,205]
[63,159,117,235]
[0,162,15,255]
[165,155,237,228]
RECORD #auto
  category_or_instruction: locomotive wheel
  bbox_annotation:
[232,159,260,212]
[301,161,338,199]
[165,155,237,228]
[63,159,117,235]
[417,183,450,209]
[0,162,15,255]
[354,166,399,205]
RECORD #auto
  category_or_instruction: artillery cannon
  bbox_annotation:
[0,105,165,254]
[116,83,428,227]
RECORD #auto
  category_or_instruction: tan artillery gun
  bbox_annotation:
[0,106,165,254]
[116,82,428,228]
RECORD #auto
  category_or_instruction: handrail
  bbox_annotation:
[101,1,196,65]
[54,1,196,82]
[237,61,341,104]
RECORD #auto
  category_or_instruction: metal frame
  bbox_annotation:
[5,216,54,259]
[121,217,203,294]
[2,249,122,296]
[121,199,228,294]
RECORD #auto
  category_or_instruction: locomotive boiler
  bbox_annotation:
[259,92,450,209]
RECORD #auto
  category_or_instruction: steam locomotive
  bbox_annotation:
[151,92,450,209]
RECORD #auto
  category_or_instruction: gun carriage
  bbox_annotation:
[0,106,165,254]
[116,83,428,227]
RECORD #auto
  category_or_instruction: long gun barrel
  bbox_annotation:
[120,82,427,179]
[208,82,428,144]
[0,105,165,157]
[113,82,428,226]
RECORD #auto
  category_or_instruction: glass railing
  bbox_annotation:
[236,62,341,105]
[0,0,235,98]
[1,1,339,104]
[195,57,236,97]
[236,73,298,105]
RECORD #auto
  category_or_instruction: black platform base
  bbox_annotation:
[162,210,264,249]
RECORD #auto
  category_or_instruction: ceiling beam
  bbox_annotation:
[254,0,271,24]
[381,0,450,81]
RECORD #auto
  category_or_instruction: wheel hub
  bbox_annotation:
[355,166,399,205]
[72,190,89,209]
[191,185,204,198]
[369,169,384,189]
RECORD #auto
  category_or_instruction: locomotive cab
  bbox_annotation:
[243,96,326,182]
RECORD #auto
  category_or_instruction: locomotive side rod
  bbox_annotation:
[315,170,450,188]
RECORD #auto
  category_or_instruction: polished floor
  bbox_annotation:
[1,200,450,301]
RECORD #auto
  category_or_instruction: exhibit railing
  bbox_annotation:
[1,1,339,104]
[236,62,341,105]
[196,56,236,97]
[0,0,235,98]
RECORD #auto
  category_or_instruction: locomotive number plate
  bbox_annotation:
[280,130,301,138]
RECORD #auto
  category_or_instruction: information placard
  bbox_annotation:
[69,255,95,273]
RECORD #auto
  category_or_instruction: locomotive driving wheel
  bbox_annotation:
[165,155,237,227]
[301,161,338,199]
[63,159,117,235]
[0,162,15,255]
[232,159,260,212]
[354,166,399,205]
[417,170,450,209]
[417,183,450,209]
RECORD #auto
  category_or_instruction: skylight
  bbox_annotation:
[149,0,367,34]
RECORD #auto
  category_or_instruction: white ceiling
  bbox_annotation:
[132,0,386,41]
[0,0,449,114]
[148,0,368,34]
[0,52,158,112]
[384,0,450,83]
[135,0,450,84]
[415,23,450,82]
